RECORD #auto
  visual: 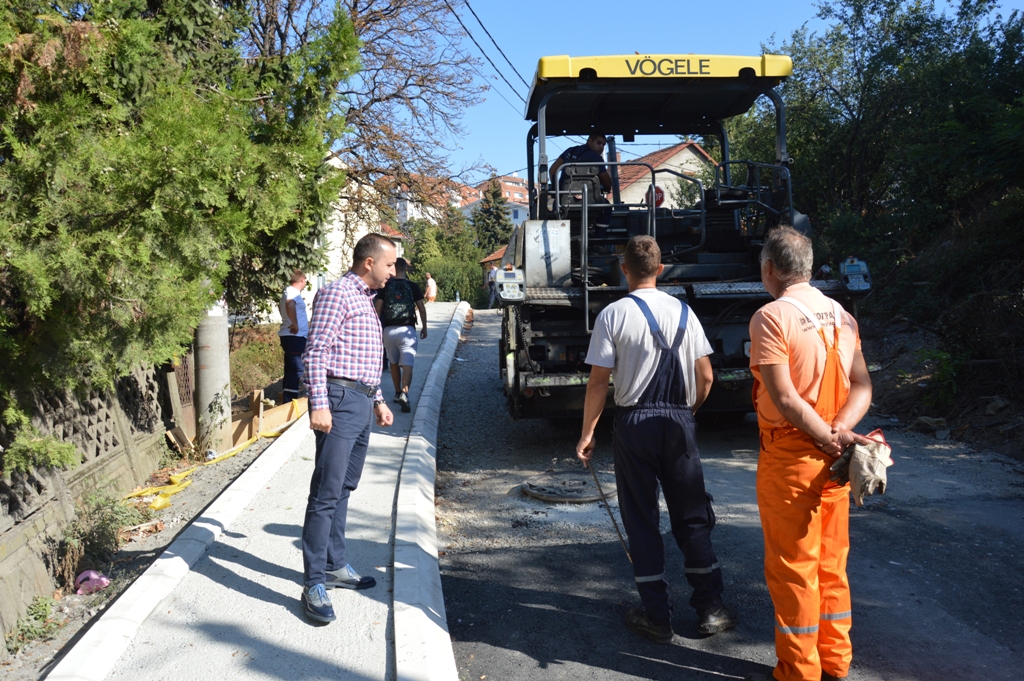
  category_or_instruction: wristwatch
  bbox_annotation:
[373,399,385,408]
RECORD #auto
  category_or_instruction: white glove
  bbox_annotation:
[830,428,893,506]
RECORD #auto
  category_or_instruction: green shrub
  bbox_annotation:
[420,257,490,309]
[916,349,961,411]
[0,406,78,475]
[5,596,62,655]
[75,492,151,562]
[230,329,283,397]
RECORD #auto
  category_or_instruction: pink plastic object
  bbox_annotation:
[75,570,111,595]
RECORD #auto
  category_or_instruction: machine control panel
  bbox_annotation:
[839,256,872,293]
[497,269,526,304]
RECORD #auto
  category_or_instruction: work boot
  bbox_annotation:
[698,603,738,634]
[822,672,844,681]
[397,391,411,412]
[624,607,673,644]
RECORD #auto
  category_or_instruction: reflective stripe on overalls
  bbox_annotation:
[612,294,723,625]
[754,296,853,681]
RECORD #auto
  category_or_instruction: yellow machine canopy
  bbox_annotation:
[526,53,793,136]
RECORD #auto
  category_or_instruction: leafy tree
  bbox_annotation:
[407,207,484,305]
[0,0,358,461]
[244,0,488,230]
[471,180,514,256]
[406,218,443,264]
[768,0,1024,265]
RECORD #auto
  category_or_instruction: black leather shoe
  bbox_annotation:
[624,607,673,644]
[698,603,738,634]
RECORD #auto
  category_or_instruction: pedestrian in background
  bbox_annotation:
[425,272,437,302]
[487,263,498,309]
[300,233,396,624]
[577,235,738,644]
[278,270,308,402]
[375,258,427,413]
[746,226,872,681]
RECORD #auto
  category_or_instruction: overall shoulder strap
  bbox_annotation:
[777,296,820,330]
[628,294,670,351]
[830,298,844,330]
[670,299,689,350]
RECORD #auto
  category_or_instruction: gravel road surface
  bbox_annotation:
[437,307,1024,681]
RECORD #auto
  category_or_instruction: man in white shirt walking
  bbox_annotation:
[279,270,308,402]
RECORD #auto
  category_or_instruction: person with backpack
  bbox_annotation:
[374,258,427,412]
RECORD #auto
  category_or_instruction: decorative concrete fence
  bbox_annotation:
[0,363,183,658]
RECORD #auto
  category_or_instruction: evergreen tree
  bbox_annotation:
[406,218,443,265]
[0,0,358,458]
[471,179,514,255]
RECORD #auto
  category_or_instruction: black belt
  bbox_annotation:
[326,377,377,397]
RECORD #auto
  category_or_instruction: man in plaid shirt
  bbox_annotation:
[300,233,396,623]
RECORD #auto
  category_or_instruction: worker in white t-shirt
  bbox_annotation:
[278,270,308,402]
[576,235,737,644]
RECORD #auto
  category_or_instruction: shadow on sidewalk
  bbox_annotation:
[198,531,392,616]
[171,617,382,680]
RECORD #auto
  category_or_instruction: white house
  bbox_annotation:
[616,141,715,208]
[461,199,530,227]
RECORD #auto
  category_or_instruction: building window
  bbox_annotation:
[513,209,519,220]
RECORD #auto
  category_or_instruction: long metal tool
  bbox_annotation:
[587,462,632,564]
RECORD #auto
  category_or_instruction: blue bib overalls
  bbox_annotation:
[612,294,724,625]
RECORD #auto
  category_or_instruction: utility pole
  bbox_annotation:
[194,300,232,453]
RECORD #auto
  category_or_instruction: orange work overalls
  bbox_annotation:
[753,297,852,681]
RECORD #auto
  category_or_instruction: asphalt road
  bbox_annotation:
[436,308,1024,681]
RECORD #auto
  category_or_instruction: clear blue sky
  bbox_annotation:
[444,0,1024,183]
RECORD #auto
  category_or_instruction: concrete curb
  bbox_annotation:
[394,301,470,681]
[46,414,311,681]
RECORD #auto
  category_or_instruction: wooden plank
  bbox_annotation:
[250,390,265,435]
[230,412,254,446]
[165,427,191,454]
[262,397,308,432]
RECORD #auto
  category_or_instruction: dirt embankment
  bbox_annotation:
[858,315,1024,460]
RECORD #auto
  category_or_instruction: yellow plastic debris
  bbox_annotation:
[148,496,171,511]
[159,479,193,496]
[169,467,198,485]
[123,486,159,500]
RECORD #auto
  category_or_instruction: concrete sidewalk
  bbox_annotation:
[47,302,468,681]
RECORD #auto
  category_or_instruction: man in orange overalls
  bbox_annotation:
[746,227,873,681]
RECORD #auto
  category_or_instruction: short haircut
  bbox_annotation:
[588,133,606,143]
[425,272,431,277]
[760,226,813,283]
[289,269,305,284]
[624,235,661,278]
[352,233,394,267]
[395,257,408,273]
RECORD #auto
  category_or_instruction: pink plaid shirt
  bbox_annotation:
[303,271,383,410]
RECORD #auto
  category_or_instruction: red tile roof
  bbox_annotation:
[616,142,714,190]
[380,224,405,239]
[479,245,507,264]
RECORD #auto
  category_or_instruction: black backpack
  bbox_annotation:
[382,278,417,326]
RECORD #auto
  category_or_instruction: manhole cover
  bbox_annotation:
[522,469,617,504]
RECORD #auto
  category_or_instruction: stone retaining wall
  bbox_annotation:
[0,365,178,657]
